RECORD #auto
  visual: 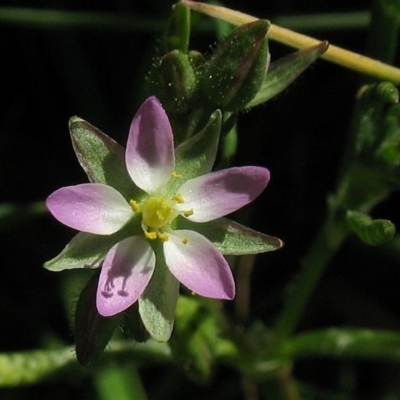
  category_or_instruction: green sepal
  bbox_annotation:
[166,110,221,194]
[69,116,144,200]
[147,50,197,115]
[176,217,283,255]
[346,210,396,246]
[75,270,122,365]
[162,1,191,53]
[201,20,270,111]
[44,219,141,271]
[247,41,329,108]
[139,245,180,342]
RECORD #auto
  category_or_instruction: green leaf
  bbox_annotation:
[288,328,400,362]
[346,210,396,246]
[162,1,191,53]
[44,221,140,271]
[176,217,283,255]
[139,248,180,342]
[75,271,122,365]
[70,116,142,200]
[247,41,329,108]
[166,110,222,194]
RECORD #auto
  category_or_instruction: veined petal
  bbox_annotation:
[126,96,175,193]
[96,236,155,316]
[163,230,235,299]
[175,166,270,222]
[46,183,133,234]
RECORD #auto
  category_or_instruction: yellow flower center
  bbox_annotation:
[142,196,175,229]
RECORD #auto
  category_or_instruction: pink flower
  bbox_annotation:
[46,97,270,317]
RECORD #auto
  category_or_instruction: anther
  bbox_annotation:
[158,233,169,242]
[129,199,140,212]
[173,194,185,204]
[144,231,157,240]
[183,209,194,217]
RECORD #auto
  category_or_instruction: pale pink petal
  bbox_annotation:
[46,183,133,234]
[163,230,235,299]
[175,166,270,222]
[126,96,175,193]
[96,236,155,316]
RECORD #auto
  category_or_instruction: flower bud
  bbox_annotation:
[201,20,270,111]
[147,50,197,114]
[346,210,396,246]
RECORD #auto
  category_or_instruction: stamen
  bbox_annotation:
[172,171,181,178]
[181,237,189,245]
[183,209,194,217]
[173,194,185,204]
[129,199,140,212]
[158,232,169,242]
[144,230,157,240]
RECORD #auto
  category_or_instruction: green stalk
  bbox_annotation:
[272,203,349,339]
[366,0,400,64]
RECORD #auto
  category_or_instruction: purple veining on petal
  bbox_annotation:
[175,166,270,222]
[163,230,235,299]
[46,183,133,234]
[125,96,175,193]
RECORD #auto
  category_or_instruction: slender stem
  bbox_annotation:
[0,6,165,32]
[235,254,256,324]
[272,205,349,339]
[366,0,400,64]
[182,0,400,83]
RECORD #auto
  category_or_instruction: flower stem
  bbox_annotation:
[182,0,400,83]
[366,0,400,65]
[272,203,349,339]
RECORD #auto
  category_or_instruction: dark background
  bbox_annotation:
[1,0,400,398]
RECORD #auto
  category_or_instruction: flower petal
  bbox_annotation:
[163,230,235,299]
[175,166,270,222]
[46,183,133,234]
[126,96,175,193]
[96,236,155,316]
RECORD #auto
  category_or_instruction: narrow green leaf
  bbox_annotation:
[201,20,270,111]
[176,217,283,255]
[288,328,400,362]
[139,249,180,342]
[247,41,329,108]
[162,2,191,53]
